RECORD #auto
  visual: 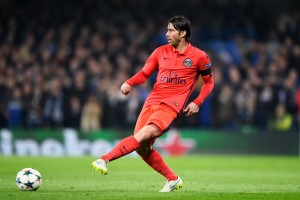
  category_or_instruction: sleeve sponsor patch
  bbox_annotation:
[205,63,212,68]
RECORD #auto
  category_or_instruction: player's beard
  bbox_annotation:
[169,37,181,48]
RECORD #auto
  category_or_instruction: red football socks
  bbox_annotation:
[100,136,177,181]
[101,136,140,161]
[142,149,178,181]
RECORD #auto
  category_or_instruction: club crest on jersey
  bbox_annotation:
[183,58,193,67]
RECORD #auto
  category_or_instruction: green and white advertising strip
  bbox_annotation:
[0,128,298,156]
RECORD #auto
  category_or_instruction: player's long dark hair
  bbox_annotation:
[168,15,191,42]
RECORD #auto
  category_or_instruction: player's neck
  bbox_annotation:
[174,41,189,53]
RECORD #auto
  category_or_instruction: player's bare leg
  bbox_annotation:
[134,124,161,142]
[91,124,182,191]
[91,125,160,173]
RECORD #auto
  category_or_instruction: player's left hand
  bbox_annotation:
[184,102,199,116]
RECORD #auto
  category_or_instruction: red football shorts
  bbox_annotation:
[134,103,178,136]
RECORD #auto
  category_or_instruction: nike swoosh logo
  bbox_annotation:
[163,57,170,59]
[169,180,180,190]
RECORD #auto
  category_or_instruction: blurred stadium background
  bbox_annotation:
[0,0,299,156]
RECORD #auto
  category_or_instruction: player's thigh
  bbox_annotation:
[137,104,177,146]
[134,106,152,134]
[147,103,178,135]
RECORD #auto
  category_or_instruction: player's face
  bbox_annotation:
[166,23,182,47]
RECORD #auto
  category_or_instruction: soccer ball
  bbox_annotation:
[16,168,42,191]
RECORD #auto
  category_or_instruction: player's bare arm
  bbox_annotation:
[121,82,132,95]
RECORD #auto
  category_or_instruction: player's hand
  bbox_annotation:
[120,82,132,95]
[184,102,199,116]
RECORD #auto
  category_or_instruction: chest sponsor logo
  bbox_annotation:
[183,58,193,67]
[160,71,186,85]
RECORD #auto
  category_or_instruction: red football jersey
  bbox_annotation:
[141,43,212,113]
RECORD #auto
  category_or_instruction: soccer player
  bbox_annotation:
[91,15,214,192]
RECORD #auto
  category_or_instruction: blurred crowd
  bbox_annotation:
[0,0,299,133]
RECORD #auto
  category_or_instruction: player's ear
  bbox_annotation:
[180,31,186,38]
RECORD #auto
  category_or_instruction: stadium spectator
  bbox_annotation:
[42,78,64,128]
[268,103,293,132]
[64,96,82,129]
[7,87,23,128]
[81,95,102,132]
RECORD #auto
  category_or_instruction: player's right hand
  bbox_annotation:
[121,82,132,95]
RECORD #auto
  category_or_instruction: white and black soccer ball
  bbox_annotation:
[16,168,42,191]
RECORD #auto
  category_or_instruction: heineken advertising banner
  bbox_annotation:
[0,129,298,156]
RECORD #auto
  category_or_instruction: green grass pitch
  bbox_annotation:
[0,155,299,200]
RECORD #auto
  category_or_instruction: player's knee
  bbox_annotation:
[135,124,161,142]
[146,123,161,138]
